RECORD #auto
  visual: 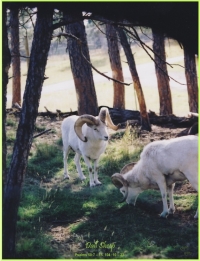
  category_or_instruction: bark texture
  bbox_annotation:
[106,24,125,109]
[3,5,11,185]
[3,7,53,258]
[10,7,21,106]
[183,46,198,113]
[65,13,98,116]
[152,28,173,115]
[116,27,151,131]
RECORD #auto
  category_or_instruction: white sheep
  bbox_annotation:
[111,135,198,218]
[61,107,119,187]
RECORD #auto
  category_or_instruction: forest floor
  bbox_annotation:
[33,116,197,258]
[6,114,198,259]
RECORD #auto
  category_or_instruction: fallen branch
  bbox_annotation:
[7,105,197,129]
[33,129,52,139]
[37,107,78,118]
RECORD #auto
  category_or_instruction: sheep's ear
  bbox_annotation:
[99,108,107,123]
[120,162,137,175]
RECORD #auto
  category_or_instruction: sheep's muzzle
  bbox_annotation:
[111,173,129,203]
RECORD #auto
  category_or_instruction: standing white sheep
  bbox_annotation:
[61,107,119,187]
[111,135,198,218]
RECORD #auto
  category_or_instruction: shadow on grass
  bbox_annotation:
[16,142,198,259]
[17,173,198,259]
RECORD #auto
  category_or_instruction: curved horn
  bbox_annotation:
[99,107,120,131]
[74,115,99,142]
[120,162,137,175]
[111,173,129,203]
[188,122,198,135]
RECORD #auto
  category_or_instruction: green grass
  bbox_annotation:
[6,117,17,127]
[10,127,198,259]
[27,142,63,179]
[34,124,46,133]
[6,131,16,144]
[16,179,198,259]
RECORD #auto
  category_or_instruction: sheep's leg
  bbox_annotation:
[184,170,198,219]
[74,153,86,181]
[167,184,175,214]
[63,146,71,179]
[157,176,169,218]
[94,159,102,185]
[194,209,198,219]
[83,156,95,187]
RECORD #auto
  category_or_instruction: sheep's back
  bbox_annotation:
[140,135,198,175]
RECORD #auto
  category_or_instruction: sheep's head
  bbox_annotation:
[111,162,142,205]
[74,115,99,142]
[74,108,119,142]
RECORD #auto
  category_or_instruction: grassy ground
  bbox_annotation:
[6,115,198,259]
[7,39,192,116]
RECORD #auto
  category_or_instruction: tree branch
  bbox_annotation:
[33,129,52,139]
[24,8,35,29]
[91,20,106,36]
[52,32,132,86]
[52,17,85,30]
[11,54,30,59]
[122,27,186,85]
[89,15,186,85]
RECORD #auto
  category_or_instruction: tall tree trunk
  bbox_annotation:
[152,28,173,115]
[10,7,21,106]
[106,24,125,110]
[183,46,198,113]
[3,5,11,186]
[3,7,53,258]
[116,27,151,131]
[65,13,98,116]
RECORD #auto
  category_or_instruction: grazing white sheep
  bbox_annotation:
[62,107,119,187]
[111,135,198,218]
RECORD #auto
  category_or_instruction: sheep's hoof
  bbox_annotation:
[63,174,70,180]
[94,180,102,186]
[80,175,86,181]
[168,208,175,215]
[194,214,198,219]
[159,212,168,219]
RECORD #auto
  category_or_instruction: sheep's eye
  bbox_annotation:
[94,128,98,131]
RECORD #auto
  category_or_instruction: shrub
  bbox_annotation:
[6,117,17,127]
[27,143,63,179]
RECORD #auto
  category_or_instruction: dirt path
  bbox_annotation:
[7,56,186,105]
[40,56,186,94]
